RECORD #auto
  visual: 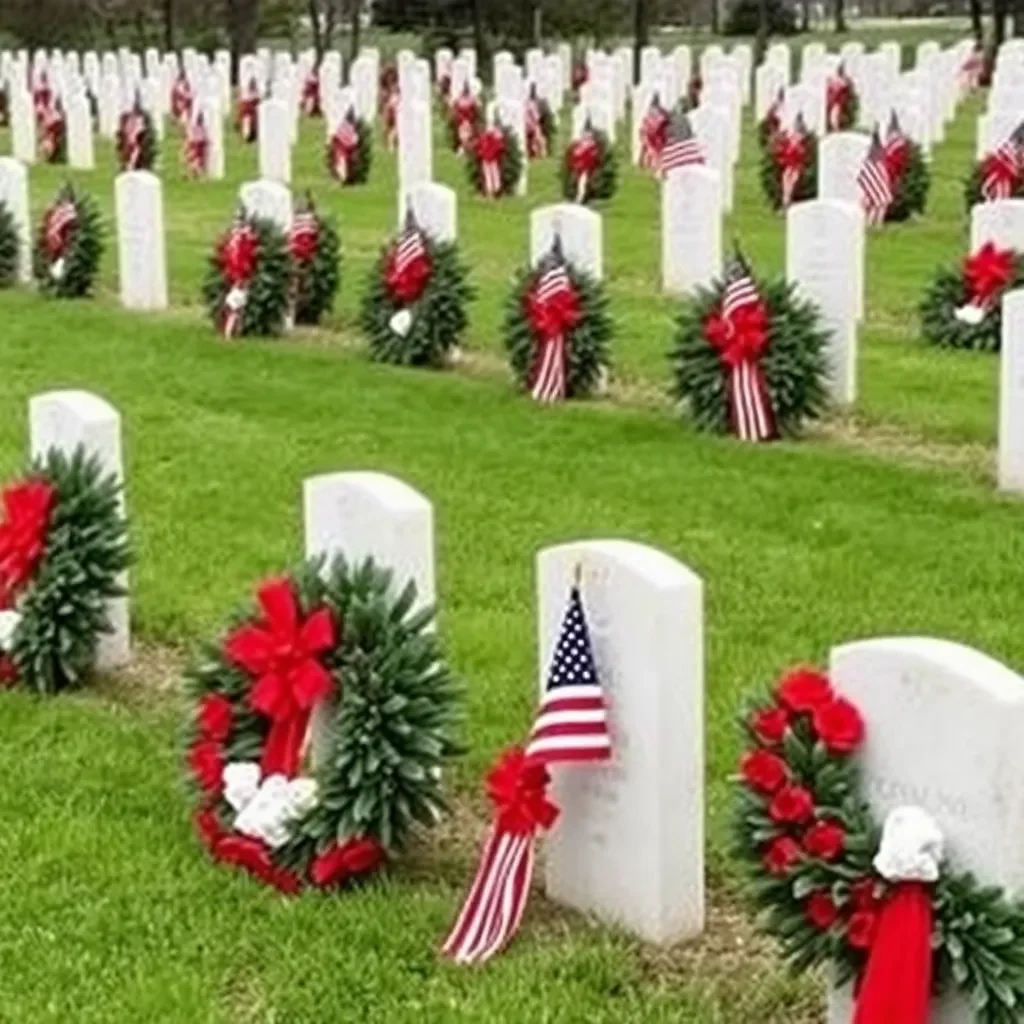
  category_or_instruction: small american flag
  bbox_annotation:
[982,122,1024,200]
[857,132,893,227]
[661,113,704,176]
[530,260,575,403]
[722,256,760,320]
[45,196,77,255]
[395,221,426,277]
[336,113,359,150]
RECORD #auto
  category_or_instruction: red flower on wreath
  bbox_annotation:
[220,226,259,286]
[740,749,787,793]
[776,668,833,713]
[225,578,336,778]
[851,877,882,910]
[847,909,879,949]
[812,697,864,754]
[751,705,789,745]
[488,745,560,835]
[763,836,802,876]
[806,890,840,931]
[769,784,814,824]
[189,739,224,794]
[803,819,845,860]
[0,479,55,608]
[198,693,234,742]
[704,299,769,367]
[385,235,433,305]
[311,836,386,886]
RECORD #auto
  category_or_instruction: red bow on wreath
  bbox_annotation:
[773,132,808,208]
[525,259,581,402]
[225,577,336,778]
[0,480,54,609]
[171,74,193,123]
[453,92,479,153]
[826,75,851,131]
[44,198,77,261]
[476,128,506,197]
[330,118,360,183]
[301,73,320,116]
[882,133,910,185]
[218,224,259,338]
[569,133,600,203]
[385,228,432,305]
[963,241,1016,310]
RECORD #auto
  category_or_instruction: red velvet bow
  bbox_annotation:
[704,301,770,367]
[526,282,581,341]
[964,241,1016,306]
[290,223,318,264]
[225,578,336,778]
[454,96,478,124]
[773,133,807,172]
[487,746,559,836]
[475,128,506,164]
[570,136,600,176]
[310,837,386,887]
[220,227,259,286]
[0,480,55,608]
[385,246,433,305]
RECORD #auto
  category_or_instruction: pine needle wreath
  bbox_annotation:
[0,199,18,288]
[963,158,1024,212]
[324,111,372,186]
[560,128,618,205]
[184,555,463,893]
[32,184,103,299]
[116,102,159,172]
[669,266,829,438]
[289,196,341,327]
[467,123,523,199]
[760,129,818,212]
[202,211,291,339]
[885,138,929,222]
[735,667,1024,1024]
[502,253,612,400]
[359,221,474,367]
[919,245,1024,352]
[0,445,130,695]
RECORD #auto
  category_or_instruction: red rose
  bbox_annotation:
[806,891,840,931]
[769,785,814,824]
[188,739,224,794]
[763,836,802,876]
[803,819,845,861]
[813,697,865,754]
[198,694,233,742]
[846,910,878,949]
[776,668,833,712]
[740,749,788,793]
[194,808,225,852]
[751,705,789,745]
[850,878,882,910]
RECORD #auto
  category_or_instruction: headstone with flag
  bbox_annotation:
[660,111,705,179]
[857,129,893,227]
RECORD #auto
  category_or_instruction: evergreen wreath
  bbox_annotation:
[669,251,829,440]
[289,193,341,327]
[32,184,103,299]
[560,125,618,205]
[919,242,1024,352]
[735,667,1024,1024]
[39,100,67,164]
[883,131,930,223]
[0,199,18,288]
[502,236,613,401]
[202,209,290,339]
[359,212,474,367]
[825,68,859,132]
[116,99,158,172]
[467,121,523,199]
[325,109,372,186]
[526,87,556,159]
[0,445,130,695]
[964,128,1024,211]
[185,555,462,893]
[760,120,818,212]
[446,86,483,154]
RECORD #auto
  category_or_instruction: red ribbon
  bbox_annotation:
[225,578,336,778]
[569,135,600,178]
[171,75,193,122]
[310,837,386,886]
[883,136,910,184]
[964,241,1016,308]
[302,74,320,116]
[488,746,559,834]
[853,882,933,1024]
[773,132,808,207]
[220,227,259,285]
[476,129,506,197]
[827,76,850,131]
[0,480,55,609]
[385,244,432,305]
[453,96,479,152]
[705,301,770,366]
[238,97,259,141]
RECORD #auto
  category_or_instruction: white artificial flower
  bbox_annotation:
[233,772,320,849]
[222,761,261,813]
[954,303,986,326]
[873,806,944,883]
[50,258,65,282]
[226,285,247,311]
[0,610,21,652]
[389,308,413,337]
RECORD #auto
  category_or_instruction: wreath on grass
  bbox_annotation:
[32,184,103,299]
[0,445,130,694]
[526,86,556,159]
[735,666,1024,1024]
[326,108,372,186]
[202,209,290,339]
[963,125,1024,210]
[116,99,158,172]
[502,235,612,402]
[237,79,261,143]
[919,242,1024,352]
[0,200,18,288]
[761,117,818,212]
[39,100,67,164]
[669,250,829,441]
[185,556,462,893]
[447,85,483,155]
[288,194,340,327]
[359,211,473,367]
[561,125,618,205]
[468,121,522,199]
[826,67,859,132]
[882,119,929,223]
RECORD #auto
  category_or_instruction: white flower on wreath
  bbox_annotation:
[226,285,248,311]
[954,303,987,326]
[222,760,320,849]
[389,308,413,337]
[0,610,21,652]
[873,805,944,883]
[50,258,65,282]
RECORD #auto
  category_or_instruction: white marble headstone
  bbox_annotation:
[818,132,871,206]
[971,199,1024,253]
[662,165,722,296]
[258,98,291,184]
[115,170,167,311]
[399,182,457,245]
[239,179,293,232]
[66,91,95,169]
[531,203,603,281]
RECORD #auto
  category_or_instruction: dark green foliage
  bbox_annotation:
[886,139,930,222]
[9,446,131,695]
[963,161,1024,212]
[759,132,819,212]
[201,214,290,338]
[360,237,474,367]
[0,199,18,288]
[467,124,523,199]
[502,261,613,399]
[560,129,618,205]
[919,254,1024,352]
[724,0,798,35]
[116,106,158,172]
[293,212,341,327]
[669,274,830,436]
[32,186,103,299]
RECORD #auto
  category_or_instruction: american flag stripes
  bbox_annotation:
[857,133,894,227]
[639,98,667,171]
[443,582,611,965]
[184,112,209,176]
[331,115,360,181]
[529,262,575,403]
[660,114,704,177]
[395,222,427,279]
[981,123,1024,201]
[45,197,77,258]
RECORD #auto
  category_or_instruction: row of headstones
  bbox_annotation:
[979,42,1024,158]
[26,385,1024,1024]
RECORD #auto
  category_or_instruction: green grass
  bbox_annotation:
[0,30,1018,1021]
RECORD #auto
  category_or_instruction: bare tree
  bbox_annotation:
[226,0,260,82]
[308,0,339,63]
[968,0,983,41]
[834,0,846,33]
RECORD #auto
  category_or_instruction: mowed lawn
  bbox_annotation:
[1,29,1023,1022]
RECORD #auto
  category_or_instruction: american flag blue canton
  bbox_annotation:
[526,585,612,765]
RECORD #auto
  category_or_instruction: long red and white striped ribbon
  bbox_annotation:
[575,171,588,204]
[782,166,800,207]
[334,152,348,183]
[531,334,566,402]
[483,159,502,197]
[223,289,247,339]
[729,360,775,442]
[441,827,536,965]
